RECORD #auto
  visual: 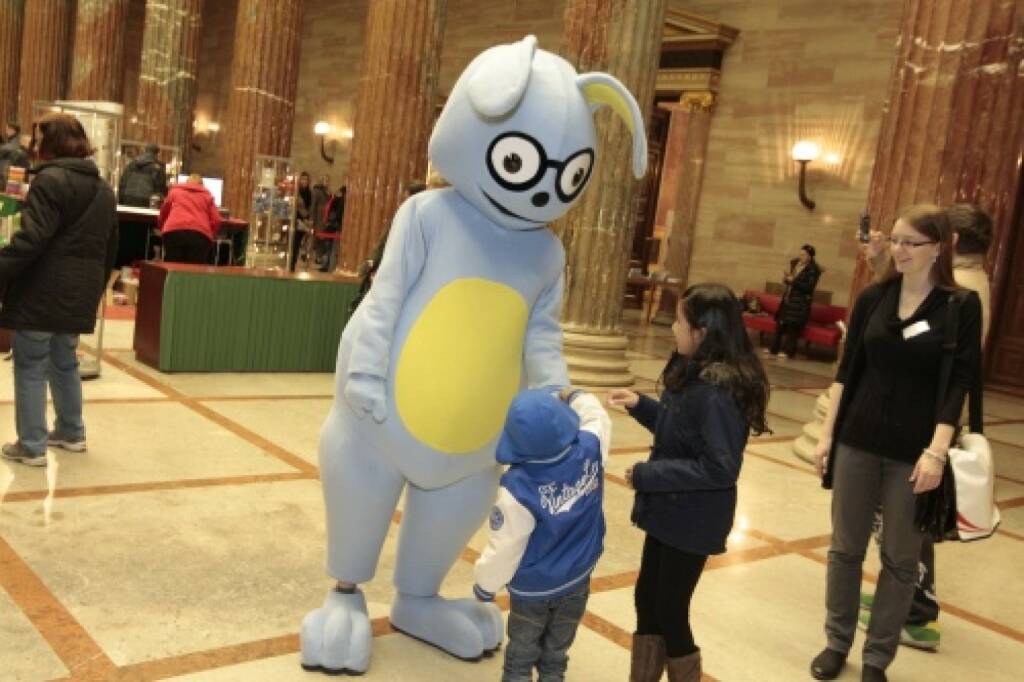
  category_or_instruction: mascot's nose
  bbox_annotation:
[531,192,550,207]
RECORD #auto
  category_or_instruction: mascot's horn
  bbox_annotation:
[467,35,538,118]
[577,72,648,179]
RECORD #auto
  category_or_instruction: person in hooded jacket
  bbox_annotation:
[158,174,222,264]
[609,283,770,682]
[0,113,118,467]
[474,387,611,682]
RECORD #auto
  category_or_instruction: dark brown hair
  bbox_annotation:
[883,204,960,291]
[660,283,771,436]
[34,113,94,160]
[946,203,993,256]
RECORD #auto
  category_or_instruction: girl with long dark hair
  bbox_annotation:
[610,283,770,682]
[810,205,982,682]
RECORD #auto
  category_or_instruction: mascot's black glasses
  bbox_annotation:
[486,131,595,203]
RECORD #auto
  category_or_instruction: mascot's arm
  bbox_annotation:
[473,488,536,601]
[523,267,570,389]
[344,199,428,421]
[570,393,612,464]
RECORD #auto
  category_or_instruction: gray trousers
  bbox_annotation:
[826,444,924,669]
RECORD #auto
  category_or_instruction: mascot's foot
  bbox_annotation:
[300,588,372,675]
[390,593,503,661]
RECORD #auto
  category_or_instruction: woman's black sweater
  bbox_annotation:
[824,278,982,487]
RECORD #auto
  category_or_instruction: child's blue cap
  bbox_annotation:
[496,388,580,465]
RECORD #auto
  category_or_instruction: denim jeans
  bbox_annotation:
[503,583,589,682]
[13,331,85,455]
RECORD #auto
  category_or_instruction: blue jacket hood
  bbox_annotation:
[496,389,580,465]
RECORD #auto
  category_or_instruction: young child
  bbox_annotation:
[474,386,612,682]
[610,283,770,682]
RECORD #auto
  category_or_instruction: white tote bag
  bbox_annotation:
[948,432,1000,541]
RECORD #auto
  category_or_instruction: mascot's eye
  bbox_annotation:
[557,149,594,201]
[489,134,543,187]
[504,154,522,174]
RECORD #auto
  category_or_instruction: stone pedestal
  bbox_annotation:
[337,0,445,274]
[221,0,304,220]
[0,1,24,128]
[68,0,130,102]
[558,0,666,386]
[17,0,72,128]
[133,0,204,154]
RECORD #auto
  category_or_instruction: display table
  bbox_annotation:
[133,262,360,372]
[116,205,159,266]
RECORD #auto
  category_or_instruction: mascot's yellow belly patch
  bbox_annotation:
[396,278,528,454]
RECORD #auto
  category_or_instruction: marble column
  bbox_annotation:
[221,0,304,220]
[801,0,1024,464]
[558,0,666,386]
[68,0,130,102]
[17,0,72,129]
[849,0,1024,303]
[0,1,24,128]
[650,91,716,324]
[133,0,204,154]
[338,0,446,274]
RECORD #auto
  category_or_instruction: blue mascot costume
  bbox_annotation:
[301,35,647,674]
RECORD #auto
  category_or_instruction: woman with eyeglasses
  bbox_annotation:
[809,205,982,682]
[765,243,822,359]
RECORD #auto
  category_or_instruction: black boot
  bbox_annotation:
[862,664,887,682]
[810,648,847,680]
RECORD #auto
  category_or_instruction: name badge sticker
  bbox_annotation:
[902,320,931,340]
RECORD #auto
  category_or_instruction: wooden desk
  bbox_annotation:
[134,262,360,372]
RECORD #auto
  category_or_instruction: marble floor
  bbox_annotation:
[1,313,1022,681]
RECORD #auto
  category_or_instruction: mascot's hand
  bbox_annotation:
[344,373,388,423]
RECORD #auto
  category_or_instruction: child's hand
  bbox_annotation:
[558,387,579,402]
[608,389,639,409]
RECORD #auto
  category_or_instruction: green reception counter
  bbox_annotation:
[133,262,360,372]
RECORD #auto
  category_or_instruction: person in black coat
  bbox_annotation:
[0,113,118,467]
[609,283,771,682]
[768,243,822,359]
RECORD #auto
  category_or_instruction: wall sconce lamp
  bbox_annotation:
[315,121,334,164]
[792,140,820,210]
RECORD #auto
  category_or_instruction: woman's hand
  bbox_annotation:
[624,466,635,489]
[910,453,945,494]
[858,229,886,260]
[813,436,832,478]
[608,389,639,410]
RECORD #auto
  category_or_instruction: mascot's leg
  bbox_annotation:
[390,466,504,660]
[300,408,405,675]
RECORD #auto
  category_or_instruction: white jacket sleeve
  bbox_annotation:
[473,488,536,601]
[571,393,612,464]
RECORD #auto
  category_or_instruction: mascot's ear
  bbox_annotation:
[467,35,538,118]
[577,72,648,179]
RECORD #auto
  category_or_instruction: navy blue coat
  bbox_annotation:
[628,363,749,555]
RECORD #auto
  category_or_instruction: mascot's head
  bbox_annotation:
[429,35,647,231]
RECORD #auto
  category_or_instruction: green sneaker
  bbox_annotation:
[901,622,940,650]
[860,592,874,611]
[857,612,940,650]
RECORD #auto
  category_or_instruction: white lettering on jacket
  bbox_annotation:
[538,460,600,515]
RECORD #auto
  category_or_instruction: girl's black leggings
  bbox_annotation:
[634,534,708,657]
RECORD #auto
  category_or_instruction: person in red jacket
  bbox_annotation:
[158,174,221,264]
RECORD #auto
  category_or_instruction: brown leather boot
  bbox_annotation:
[665,650,701,682]
[629,634,666,682]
